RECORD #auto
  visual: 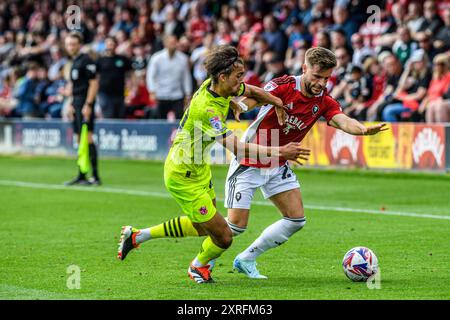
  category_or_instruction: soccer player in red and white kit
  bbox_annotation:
[223,47,388,279]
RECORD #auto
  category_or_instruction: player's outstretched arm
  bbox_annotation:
[329,113,388,136]
[241,84,286,126]
[216,132,310,165]
[242,84,282,107]
[229,97,263,122]
[230,94,286,126]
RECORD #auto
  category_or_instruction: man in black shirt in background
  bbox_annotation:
[64,32,101,186]
[96,36,132,118]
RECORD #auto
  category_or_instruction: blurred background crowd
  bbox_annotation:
[0,0,449,122]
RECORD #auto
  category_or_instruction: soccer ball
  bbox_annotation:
[342,247,378,282]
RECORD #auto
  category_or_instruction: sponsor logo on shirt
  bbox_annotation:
[283,115,307,135]
[263,81,278,92]
[209,116,223,132]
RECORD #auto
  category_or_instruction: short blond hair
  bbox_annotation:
[433,53,448,68]
[305,47,337,71]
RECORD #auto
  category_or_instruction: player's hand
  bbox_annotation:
[230,99,242,122]
[66,104,75,121]
[363,123,389,135]
[82,104,92,121]
[272,97,287,126]
[279,142,310,165]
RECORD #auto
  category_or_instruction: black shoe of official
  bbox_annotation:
[64,176,92,186]
[88,176,102,186]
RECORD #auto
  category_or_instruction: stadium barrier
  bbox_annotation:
[0,119,449,171]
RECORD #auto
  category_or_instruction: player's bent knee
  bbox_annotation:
[226,218,247,237]
[284,216,306,233]
[218,233,233,249]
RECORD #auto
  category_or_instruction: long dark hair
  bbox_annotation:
[204,45,244,83]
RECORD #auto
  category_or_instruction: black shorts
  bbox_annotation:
[72,95,95,135]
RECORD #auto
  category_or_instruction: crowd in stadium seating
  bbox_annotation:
[0,0,449,122]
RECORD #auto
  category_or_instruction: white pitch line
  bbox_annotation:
[1,179,450,221]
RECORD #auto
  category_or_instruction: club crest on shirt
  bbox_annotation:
[312,105,319,115]
[86,64,97,73]
[115,59,124,67]
[199,206,208,215]
[263,81,278,92]
[209,116,222,132]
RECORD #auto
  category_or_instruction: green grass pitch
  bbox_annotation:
[0,155,449,300]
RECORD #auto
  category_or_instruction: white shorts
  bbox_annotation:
[224,158,300,209]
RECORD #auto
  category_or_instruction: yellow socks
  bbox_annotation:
[135,216,199,244]
[193,237,227,266]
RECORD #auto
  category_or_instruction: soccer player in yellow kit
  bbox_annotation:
[117,45,310,283]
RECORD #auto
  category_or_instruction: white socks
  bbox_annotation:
[238,217,306,261]
[226,219,247,237]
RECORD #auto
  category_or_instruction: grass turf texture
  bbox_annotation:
[0,155,449,300]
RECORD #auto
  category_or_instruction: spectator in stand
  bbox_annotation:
[252,37,271,78]
[146,34,192,120]
[375,2,407,49]
[131,45,148,71]
[316,30,332,50]
[214,19,233,45]
[330,4,359,43]
[262,14,288,59]
[350,56,386,121]
[0,69,19,116]
[406,2,425,39]
[419,53,450,123]
[287,46,307,76]
[298,0,313,27]
[110,7,137,36]
[416,31,440,62]
[125,70,154,119]
[186,1,211,49]
[351,33,374,67]
[418,0,444,36]
[10,62,40,118]
[367,53,404,121]
[163,5,185,39]
[190,32,214,87]
[91,24,108,54]
[285,17,312,54]
[151,0,167,25]
[48,46,68,81]
[329,46,352,98]
[34,65,51,116]
[392,26,418,66]
[260,52,289,84]
[434,8,450,52]
[96,36,133,119]
[237,15,259,61]
[115,29,132,56]
[342,65,371,120]
[330,28,350,52]
[382,49,432,122]
[41,66,66,118]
